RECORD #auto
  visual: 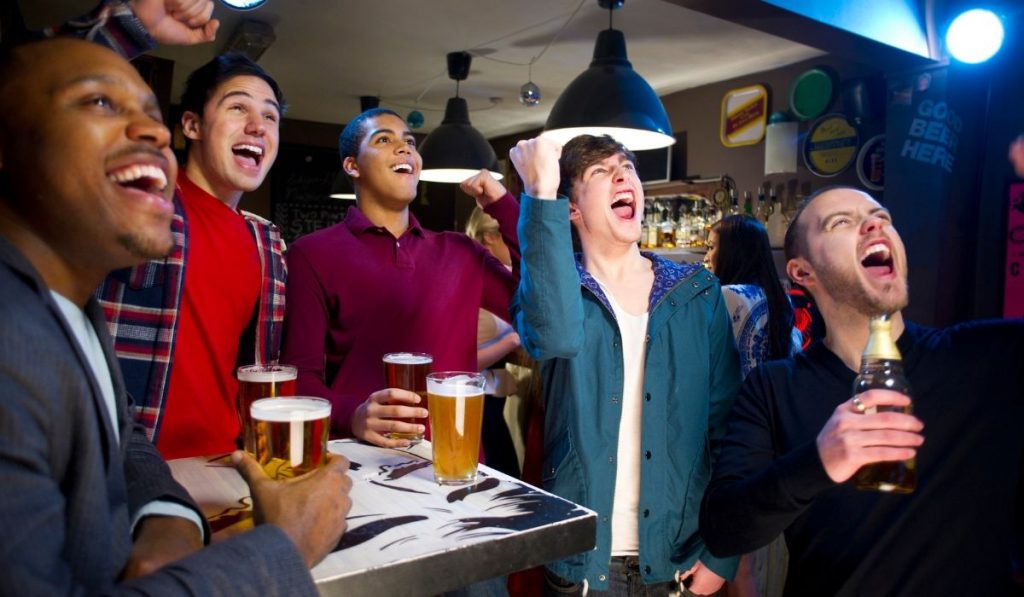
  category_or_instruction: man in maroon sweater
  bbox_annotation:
[281,108,520,448]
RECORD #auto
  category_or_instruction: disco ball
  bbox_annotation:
[406,110,425,129]
[519,81,541,107]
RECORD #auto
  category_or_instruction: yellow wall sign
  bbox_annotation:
[720,84,768,147]
[803,113,859,177]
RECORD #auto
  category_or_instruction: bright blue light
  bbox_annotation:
[946,9,1004,63]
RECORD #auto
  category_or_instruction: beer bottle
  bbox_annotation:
[853,314,916,493]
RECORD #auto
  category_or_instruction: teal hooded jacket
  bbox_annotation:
[512,194,742,590]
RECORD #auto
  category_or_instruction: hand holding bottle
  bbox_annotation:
[815,389,923,484]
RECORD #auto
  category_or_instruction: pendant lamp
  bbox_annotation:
[419,52,503,183]
[542,0,674,150]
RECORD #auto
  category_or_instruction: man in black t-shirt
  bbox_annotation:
[700,185,1024,596]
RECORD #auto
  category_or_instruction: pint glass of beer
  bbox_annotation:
[249,397,330,480]
[382,352,433,444]
[426,372,485,486]
[236,364,297,453]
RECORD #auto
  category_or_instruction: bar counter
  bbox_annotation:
[170,439,597,596]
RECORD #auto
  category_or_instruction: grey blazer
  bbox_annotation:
[0,238,316,596]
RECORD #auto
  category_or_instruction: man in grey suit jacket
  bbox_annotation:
[0,37,352,595]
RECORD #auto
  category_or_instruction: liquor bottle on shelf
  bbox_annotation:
[754,186,768,224]
[767,187,787,248]
[743,191,753,215]
[646,205,659,248]
[658,206,675,248]
[728,188,740,216]
[853,314,916,494]
[674,202,689,248]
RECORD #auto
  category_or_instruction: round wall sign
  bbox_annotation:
[856,134,885,191]
[789,68,834,121]
[803,113,859,177]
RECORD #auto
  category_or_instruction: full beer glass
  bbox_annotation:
[249,397,331,480]
[236,364,297,453]
[426,372,485,486]
[383,352,432,443]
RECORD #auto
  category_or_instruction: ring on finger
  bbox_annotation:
[851,395,866,413]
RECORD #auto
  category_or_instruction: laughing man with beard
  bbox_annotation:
[700,186,1024,596]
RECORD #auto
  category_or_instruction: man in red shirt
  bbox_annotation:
[97,53,287,459]
[282,109,519,447]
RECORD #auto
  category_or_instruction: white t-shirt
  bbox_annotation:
[594,281,649,556]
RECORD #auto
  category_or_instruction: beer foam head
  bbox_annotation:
[383,352,432,365]
[427,372,484,397]
[251,397,331,422]
[237,364,298,383]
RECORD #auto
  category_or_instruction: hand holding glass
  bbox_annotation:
[383,352,432,444]
[250,397,330,480]
[237,364,297,453]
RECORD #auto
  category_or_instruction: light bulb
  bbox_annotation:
[519,81,541,107]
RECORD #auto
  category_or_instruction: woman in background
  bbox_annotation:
[704,214,800,597]
[465,206,524,478]
[705,214,800,376]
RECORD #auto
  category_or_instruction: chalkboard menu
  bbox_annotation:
[271,144,349,244]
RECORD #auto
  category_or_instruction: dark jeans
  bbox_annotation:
[542,557,685,597]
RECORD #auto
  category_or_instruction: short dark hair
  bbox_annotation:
[712,215,794,359]
[179,53,286,118]
[557,134,637,199]
[783,185,859,262]
[337,108,403,170]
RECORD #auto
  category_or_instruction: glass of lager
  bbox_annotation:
[382,352,433,444]
[426,372,485,486]
[249,397,331,480]
[236,364,297,454]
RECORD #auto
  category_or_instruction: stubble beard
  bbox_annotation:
[815,259,909,316]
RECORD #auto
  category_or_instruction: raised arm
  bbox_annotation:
[508,138,585,361]
[44,0,219,60]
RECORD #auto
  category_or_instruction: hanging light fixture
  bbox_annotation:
[520,63,541,107]
[419,52,502,183]
[542,0,674,150]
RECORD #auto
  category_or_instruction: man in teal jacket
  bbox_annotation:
[509,135,741,595]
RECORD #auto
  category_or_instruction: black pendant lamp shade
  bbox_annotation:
[419,52,502,183]
[543,22,674,150]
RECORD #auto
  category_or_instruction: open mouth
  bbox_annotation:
[610,191,636,220]
[232,143,264,167]
[861,243,894,276]
[391,163,414,175]
[108,164,168,195]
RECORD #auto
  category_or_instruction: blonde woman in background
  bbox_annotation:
[463,177,527,477]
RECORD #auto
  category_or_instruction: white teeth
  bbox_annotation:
[391,164,413,173]
[233,144,263,156]
[108,164,167,191]
[863,244,890,259]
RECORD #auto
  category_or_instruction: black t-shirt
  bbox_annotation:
[702,320,1024,596]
